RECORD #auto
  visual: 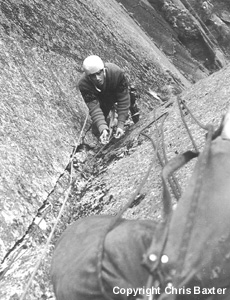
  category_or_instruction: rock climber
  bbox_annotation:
[78,55,139,144]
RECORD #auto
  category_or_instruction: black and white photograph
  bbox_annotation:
[0,0,230,299]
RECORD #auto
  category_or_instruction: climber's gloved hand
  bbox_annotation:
[114,127,124,139]
[100,129,109,144]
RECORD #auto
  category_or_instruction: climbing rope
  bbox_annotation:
[174,124,213,286]
[153,111,181,201]
[17,113,89,300]
[178,95,209,130]
[177,96,199,152]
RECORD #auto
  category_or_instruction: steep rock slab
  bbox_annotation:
[0,0,190,266]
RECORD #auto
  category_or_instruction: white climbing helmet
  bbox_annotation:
[82,55,104,75]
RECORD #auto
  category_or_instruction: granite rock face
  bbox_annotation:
[119,0,230,76]
[1,0,230,299]
[0,0,190,264]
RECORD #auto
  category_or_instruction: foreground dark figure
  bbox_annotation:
[144,111,230,300]
[51,216,156,300]
[51,110,230,300]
